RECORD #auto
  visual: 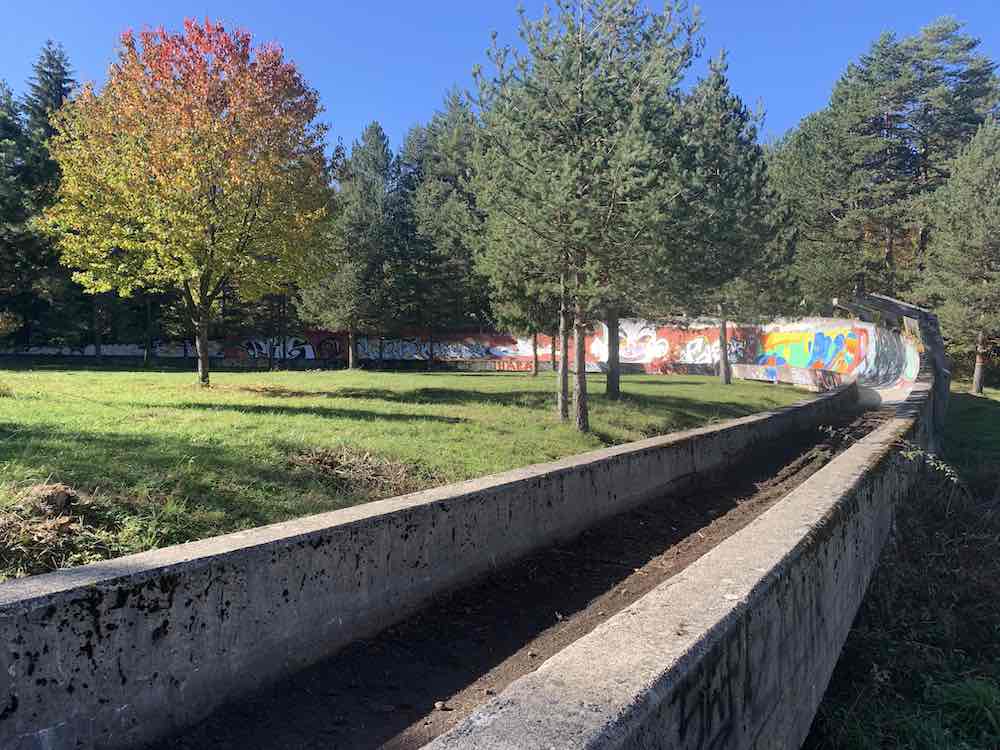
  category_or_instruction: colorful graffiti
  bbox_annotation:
[2,317,921,388]
[756,325,866,375]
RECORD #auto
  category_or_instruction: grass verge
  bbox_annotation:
[806,385,1000,750]
[0,368,806,580]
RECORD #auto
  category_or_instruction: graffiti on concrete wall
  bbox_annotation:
[589,321,670,364]
[355,334,533,361]
[1,340,225,358]
[2,317,920,386]
[756,325,866,374]
[242,336,316,360]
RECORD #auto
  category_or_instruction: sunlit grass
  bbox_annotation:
[0,367,807,577]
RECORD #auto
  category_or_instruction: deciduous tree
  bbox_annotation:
[45,20,329,384]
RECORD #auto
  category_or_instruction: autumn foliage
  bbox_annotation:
[45,19,329,383]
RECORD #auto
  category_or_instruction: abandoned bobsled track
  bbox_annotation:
[0,296,950,750]
[154,410,888,750]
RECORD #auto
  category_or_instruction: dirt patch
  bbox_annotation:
[19,482,79,516]
[290,446,437,498]
[0,486,128,580]
[152,409,888,750]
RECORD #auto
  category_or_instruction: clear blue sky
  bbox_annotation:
[3,1,999,149]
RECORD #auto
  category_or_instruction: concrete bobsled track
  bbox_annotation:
[0,295,949,750]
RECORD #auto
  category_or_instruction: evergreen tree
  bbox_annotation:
[921,120,1000,394]
[412,92,491,331]
[0,81,32,342]
[23,40,75,205]
[666,52,782,383]
[772,19,998,307]
[299,122,396,368]
[472,0,699,431]
[1,42,86,350]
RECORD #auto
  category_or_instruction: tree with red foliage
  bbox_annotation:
[45,19,330,384]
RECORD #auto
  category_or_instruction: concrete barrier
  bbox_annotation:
[427,303,946,750]
[0,385,856,750]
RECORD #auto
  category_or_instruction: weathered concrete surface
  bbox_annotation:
[426,312,945,750]
[0,386,854,750]
[730,364,846,392]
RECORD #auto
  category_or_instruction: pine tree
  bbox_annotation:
[299,122,395,368]
[23,40,75,205]
[772,19,998,307]
[412,92,491,331]
[472,0,699,431]
[0,81,33,342]
[666,52,782,383]
[1,42,82,350]
[921,120,1000,394]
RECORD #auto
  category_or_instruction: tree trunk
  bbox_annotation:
[550,333,557,372]
[348,330,357,369]
[531,332,539,376]
[143,296,154,368]
[606,312,620,399]
[427,334,434,371]
[718,306,731,385]
[194,307,210,386]
[573,298,589,433]
[973,330,987,395]
[92,296,102,362]
[379,336,384,369]
[558,306,570,421]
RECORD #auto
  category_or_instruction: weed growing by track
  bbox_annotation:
[807,386,1000,750]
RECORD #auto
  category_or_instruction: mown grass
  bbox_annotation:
[807,384,1000,750]
[0,367,806,579]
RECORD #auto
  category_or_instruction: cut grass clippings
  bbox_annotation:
[0,367,808,580]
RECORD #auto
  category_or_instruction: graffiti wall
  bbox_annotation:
[1,317,921,388]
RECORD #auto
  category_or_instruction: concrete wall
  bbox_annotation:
[0,385,856,750]
[427,302,947,750]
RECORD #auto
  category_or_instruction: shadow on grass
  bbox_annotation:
[0,421,371,540]
[91,400,468,424]
[944,392,1000,497]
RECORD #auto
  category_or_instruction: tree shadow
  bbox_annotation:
[330,386,554,409]
[90,400,468,424]
[0,421,388,540]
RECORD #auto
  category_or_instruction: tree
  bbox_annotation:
[299,122,394,369]
[0,81,32,343]
[44,20,329,384]
[771,19,998,307]
[473,0,699,431]
[412,92,492,332]
[1,43,82,351]
[666,52,781,384]
[921,120,1000,394]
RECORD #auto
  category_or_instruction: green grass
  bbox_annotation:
[807,384,1000,750]
[0,367,806,578]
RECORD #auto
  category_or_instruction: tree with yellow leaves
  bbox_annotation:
[45,19,329,384]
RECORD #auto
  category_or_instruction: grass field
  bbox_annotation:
[807,384,1000,749]
[0,367,807,579]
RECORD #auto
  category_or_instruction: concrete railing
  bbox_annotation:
[428,300,948,750]
[0,385,856,750]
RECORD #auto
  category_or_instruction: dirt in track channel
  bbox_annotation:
[150,408,888,750]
